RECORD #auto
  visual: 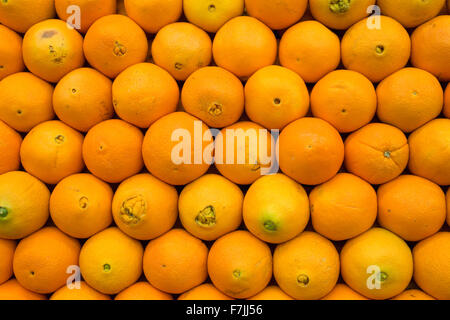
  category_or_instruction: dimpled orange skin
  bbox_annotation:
[378,175,446,242]
[447,188,450,226]
[112,173,178,241]
[244,0,307,30]
[22,19,85,83]
[0,25,24,81]
[321,284,369,300]
[279,20,340,83]
[143,229,208,294]
[279,117,344,186]
[0,171,50,240]
[53,68,114,132]
[50,173,113,239]
[310,173,377,241]
[55,0,117,33]
[13,227,81,294]
[408,119,450,186]
[0,0,55,33]
[411,15,450,82]
[309,0,376,30]
[413,232,450,300]
[181,66,245,128]
[179,174,243,241]
[212,16,277,79]
[115,282,173,300]
[124,0,182,34]
[0,121,22,175]
[142,112,212,186]
[274,231,340,300]
[20,121,84,185]
[178,284,234,300]
[79,227,144,295]
[391,289,436,301]
[248,286,294,300]
[112,63,180,128]
[215,121,274,185]
[311,70,377,133]
[50,281,111,300]
[0,72,54,133]
[377,68,444,133]
[245,65,310,130]
[344,123,409,185]
[83,119,144,184]
[0,239,15,285]
[83,14,148,78]
[341,16,411,83]
[208,231,272,299]
[444,84,450,119]
[152,22,212,81]
[0,279,47,300]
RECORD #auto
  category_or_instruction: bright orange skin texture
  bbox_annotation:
[321,284,369,300]
[178,284,234,300]
[0,279,47,300]
[50,281,111,300]
[391,289,436,301]
[248,286,294,300]
[444,83,450,118]
[0,0,55,33]
[0,120,22,175]
[0,25,24,81]
[447,188,450,227]
[0,239,16,285]
[115,282,173,300]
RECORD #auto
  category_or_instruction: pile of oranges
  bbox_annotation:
[0,0,449,301]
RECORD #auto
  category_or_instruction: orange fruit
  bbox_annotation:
[341,16,411,83]
[0,171,50,240]
[112,173,178,240]
[214,121,274,185]
[152,22,212,81]
[142,112,212,186]
[274,231,340,300]
[378,175,446,242]
[377,68,443,133]
[112,63,179,128]
[178,283,233,300]
[377,0,445,28]
[183,0,244,33]
[13,227,80,294]
[143,229,208,294]
[341,228,413,300]
[411,15,450,81]
[447,188,450,226]
[208,230,272,299]
[0,72,54,133]
[50,173,113,239]
[344,123,409,185]
[391,289,436,301]
[124,0,182,34]
[212,16,277,79]
[0,279,46,300]
[0,120,22,175]
[115,282,173,300]
[50,281,111,300]
[79,227,143,294]
[311,70,377,133]
[0,239,15,285]
[83,119,144,183]
[309,0,376,30]
[413,232,450,300]
[55,0,117,33]
[408,119,450,186]
[53,68,114,132]
[310,173,377,241]
[244,65,310,130]
[0,0,55,33]
[321,284,369,300]
[20,120,84,185]
[279,117,344,186]
[179,174,243,241]
[22,19,84,83]
[0,25,24,81]
[181,66,244,128]
[279,20,340,83]
[244,0,307,30]
[83,14,148,78]
[243,173,310,244]
[248,286,294,300]
[444,83,450,119]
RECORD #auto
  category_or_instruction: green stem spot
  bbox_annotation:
[103,264,111,272]
[379,271,388,282]
[195,206,216,227]
[263,220,277,232]
[297,274,310,287]
[329,0,351,13]
[0,207,8,218]
[384,151,391,158]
